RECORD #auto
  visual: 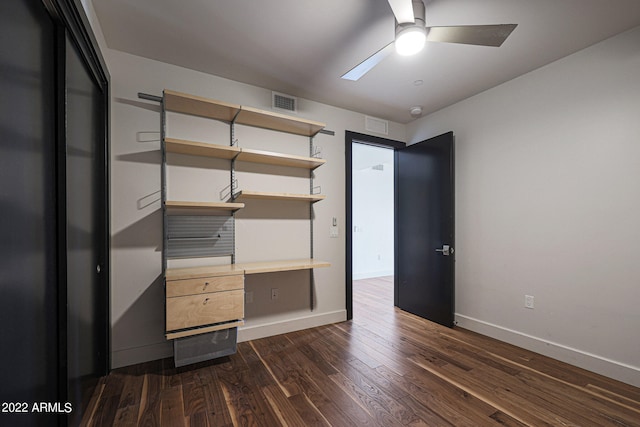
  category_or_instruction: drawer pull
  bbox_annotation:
[203,282,209,291]
[203,298,210,305]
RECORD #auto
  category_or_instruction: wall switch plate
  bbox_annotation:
[525,295,534,309]
[330,226,339,238]
[245,291,254,304]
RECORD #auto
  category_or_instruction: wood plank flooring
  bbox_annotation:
[83,276,640,426]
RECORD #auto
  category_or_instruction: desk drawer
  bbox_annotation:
[166,289,244,331]
[166,274,244,298]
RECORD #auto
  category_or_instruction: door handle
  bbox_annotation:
[435,245,454,256]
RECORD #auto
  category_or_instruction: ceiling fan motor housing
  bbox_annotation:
[395,0,426,31]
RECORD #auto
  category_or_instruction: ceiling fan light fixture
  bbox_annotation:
[395,25,426,56]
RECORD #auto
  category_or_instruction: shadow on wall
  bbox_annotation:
[236,162,311,178]
[116,149,161,165]
[114,97,161,114]
[244,270,314,319]
[111,273,168,356]
[235,199,312,220]
[111,208,162,250]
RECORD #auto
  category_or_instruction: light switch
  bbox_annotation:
[330,226,339,238]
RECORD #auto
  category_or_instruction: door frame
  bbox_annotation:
[345,131,404,320]
[44,0,111,399]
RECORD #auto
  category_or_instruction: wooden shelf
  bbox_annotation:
[164,90,241,122]
[162,90,329,348]
[165,201,245,212]
[165,138,240,159]
[163,90,325,136]
[235,105,325,137]
[238,259,331,275]
[166,265,244,281]
[166,259,330,282]
[166,320,244,340]
[237,148,325,169]
[233,190,325,202]
[164,137,324,169]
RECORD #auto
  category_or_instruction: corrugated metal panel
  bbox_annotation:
[167,215,234,258]
[173,328,237,367]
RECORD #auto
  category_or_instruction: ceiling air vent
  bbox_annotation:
[365,116,388,135]
[272,92,297,113]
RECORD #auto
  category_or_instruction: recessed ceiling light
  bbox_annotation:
[414,80,424,86]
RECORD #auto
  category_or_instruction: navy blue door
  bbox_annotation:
[397,132,455,327]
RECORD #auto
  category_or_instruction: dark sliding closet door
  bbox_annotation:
[0,0,59,419]
[65,33,108,425]
[0,0,109,425]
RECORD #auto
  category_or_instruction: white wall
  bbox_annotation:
[352,144,394,279]
[82,1,639,385]
[103,49,405,368]
[407,26,640,386]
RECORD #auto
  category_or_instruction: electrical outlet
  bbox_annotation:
[271,288,279,300]
[245,291,253,304]
[525,295,534,309]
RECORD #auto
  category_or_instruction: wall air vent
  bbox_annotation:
[272,92,297,113]
[372,164,384,171]
[365,116,388,135]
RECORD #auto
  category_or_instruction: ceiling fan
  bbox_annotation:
[342,0,517,81]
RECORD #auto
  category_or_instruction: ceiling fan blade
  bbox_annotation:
[341,42,395,81]
[426,24,517,47]
[387,0,415,24]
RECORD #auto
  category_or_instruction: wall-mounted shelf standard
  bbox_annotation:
[165,137,240,159]
[232,190,325,203]
[165,201,245,212]
[145,88,330,366]
[163,90,326,136]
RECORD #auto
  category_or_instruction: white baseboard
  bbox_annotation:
[238,310,347,343]
[109,311,347,369]
[455,314,640,388]
[111,341,173,369]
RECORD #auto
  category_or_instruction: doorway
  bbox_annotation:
[346,131,455,327]
[352,143,395,280]
[351,142,396,316]
[346,132,404,319]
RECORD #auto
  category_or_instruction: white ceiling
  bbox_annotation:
[92,0,640,124]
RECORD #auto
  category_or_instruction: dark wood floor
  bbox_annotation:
[83,276,640,426]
